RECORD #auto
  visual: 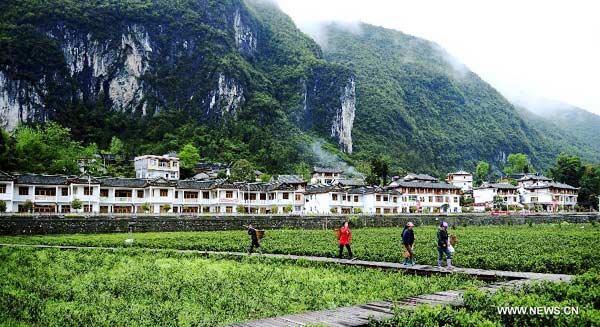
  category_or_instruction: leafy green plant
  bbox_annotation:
[71,198,82,211]
[0,200,6,213]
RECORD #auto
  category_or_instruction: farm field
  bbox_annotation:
[1,223,599,274]
[0,246,483,326]
[376,271,600,326]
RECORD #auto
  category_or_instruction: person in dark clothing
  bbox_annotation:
[338,221,355,260]
[246,223,262,255]
[437,221,453,269]
[401,222,416,266]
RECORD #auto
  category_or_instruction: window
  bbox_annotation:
[409,195,417,201]
[393,197,398,203]
[202,207,210,213]
[99,206,108,213]
[260,193,267,200]
[35,188,56,196]
[84,205,92,213]
[62,188,69,196]
[160,189,168,197]
[203,191,210,199]
[19,187,29,195]
[225,206,233,213]
[531,197,539,202]
[184,192,198,199]
[384,208,391,214]
[354,196,359,202]
[283,193,289,200]
[84,187,93,195]
[268,193,275,200]
[376,208,381,214]
[376,195,381,201]
[137,190,144,198]
[0,184,6,193]
[383,196,388,202]
[226,191,233,198]
[342,195,346,201]
[175,191,179,199]
[332,194,338,201]
[100,189,109,197]
[115,190,132,198]
[61,205,71,213]
[295,194,302,201]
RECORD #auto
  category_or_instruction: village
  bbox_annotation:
[0,153,580,215]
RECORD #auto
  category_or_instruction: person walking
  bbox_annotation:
[401,222,416,266]
[246,223,262,255]
[437,221,453,269]
[338,221,355,260]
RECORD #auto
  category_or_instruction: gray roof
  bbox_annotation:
[448,170,471,175]
[99,178,148,188]
[192,173,210,180]
[176,179,221,190]
[518,175,552,182]
[271,175,306,184]
[474,183,518,190]
[69,175,101,184]
[332,178,366,187]
[347,186,402,195]
[403,173,438,182]
[15,174,69,185]
[305,184,339,194]
[313,166,343,174]
[526,182,578,191]
[388,181,461,190]
[0,171,14,181]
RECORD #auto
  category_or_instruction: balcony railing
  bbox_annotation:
[35,195,56,201]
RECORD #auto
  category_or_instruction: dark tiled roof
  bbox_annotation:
[271,175,306,184]
[474,183,518,190]
[176,179,221,190]
[332,178,366,187]
[526,182,578,191]
[403,173,438,182]
[15,174,69,185]
[389,181,461,190]
[148,177,177,187]
[0,171,14,181]
[347,186,401,195]
[313,166,343,174]
[99,178,148,188]
[305,184,339,194]
[448,170,471,175]
[68,175,101,184]
[518,175,552,182]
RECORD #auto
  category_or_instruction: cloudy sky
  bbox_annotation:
[274,0,600,115]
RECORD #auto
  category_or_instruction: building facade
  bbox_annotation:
[472,183,520,212]
[388,174,462,213]
[310,167,343,185]
[134,154,180,180]
[446,171,473,192]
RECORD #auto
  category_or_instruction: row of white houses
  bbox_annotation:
[472,175,579,211]
[0,171,465,214]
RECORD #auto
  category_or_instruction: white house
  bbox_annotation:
[311,167,343,184]
[472,183,520,212]
[388,174,462,213]
[134,154,180,180]
[521,181,578,211]
[0,171,15,212]
[446,171,473,192]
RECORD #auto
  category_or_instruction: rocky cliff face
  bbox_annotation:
[0,0,356,155]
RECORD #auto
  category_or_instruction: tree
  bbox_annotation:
[108,136,126,160]
[178,143,200,178]
[549,153,583,187]
[0,200,6,213]
[370,156,390,186]
[503,153,532,175]
[141,202,151,213]
[365,173,379,186]
[474,161,489,186]
[71,198,82,212]
[231,159,255,182]
[579,164,600,210]
[23,200,34,213]
[162,204,171,213]
[293,162,311,182]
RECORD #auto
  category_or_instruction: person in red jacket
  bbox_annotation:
[338,221,355,260]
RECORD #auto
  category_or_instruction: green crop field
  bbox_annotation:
[0,247,483,326]
[1,223,598,274]
[376,272,600,327]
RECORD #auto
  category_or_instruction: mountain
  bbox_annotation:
[316,22,600,173]
[0,1,598,176]
[0,0,355,172]
[512,97,600,154]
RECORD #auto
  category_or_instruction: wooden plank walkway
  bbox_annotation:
[0,243,574,327]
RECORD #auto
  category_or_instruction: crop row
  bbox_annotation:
[376,271,600,326]
[0,247,482,326]
[1,224,598,274]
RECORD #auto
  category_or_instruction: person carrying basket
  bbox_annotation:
[337,221,355,260]
[245,223,263,255]
[401,222,416,266]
